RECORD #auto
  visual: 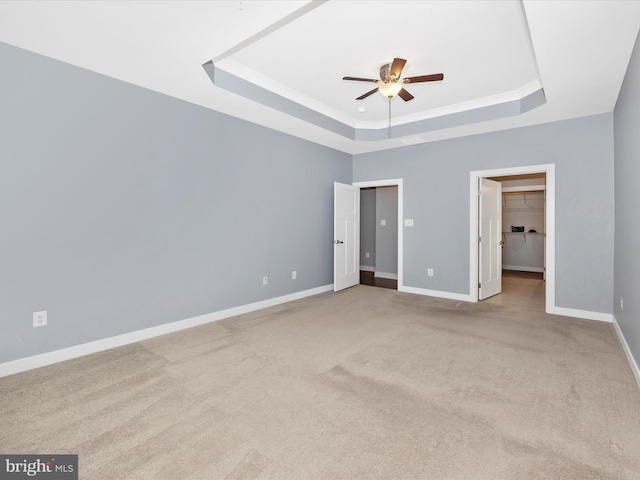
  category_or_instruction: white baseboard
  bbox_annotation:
[612,315,640,388]
[374,271,398,280]
[551,306,613,323]
[399,285,473,302]
[503,265,545,273]
[360,265,375,272]
[0,284,334,378]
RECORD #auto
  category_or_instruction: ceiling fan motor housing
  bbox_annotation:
[379,63,392,82]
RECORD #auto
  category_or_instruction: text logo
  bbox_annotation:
[0,455,77,479]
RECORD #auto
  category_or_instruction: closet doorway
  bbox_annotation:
[486,173,546,309]
[470,164,555,314]
[359,186,398,290]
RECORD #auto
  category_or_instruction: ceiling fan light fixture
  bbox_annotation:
[378,81,403,98]
[343,57,443,102]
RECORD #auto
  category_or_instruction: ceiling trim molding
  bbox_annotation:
[211,0,329,64]
[203,60,546,142]
[203,61,355,139]
[354,87,546,141]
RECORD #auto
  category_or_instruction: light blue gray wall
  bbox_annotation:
[360,188,376,268]
[354,114,614,314]
[0,42,351,364]
[375,186,398,276]
[0,38,623,367]
[614,31,640,367]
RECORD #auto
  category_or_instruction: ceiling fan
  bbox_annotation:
[343,57,444,101]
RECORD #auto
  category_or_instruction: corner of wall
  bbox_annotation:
[612,315,640,388]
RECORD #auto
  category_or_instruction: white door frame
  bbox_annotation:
[353,179,404,290]
[469,164,555,313]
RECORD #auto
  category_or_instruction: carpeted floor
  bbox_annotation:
[1,284,639,479]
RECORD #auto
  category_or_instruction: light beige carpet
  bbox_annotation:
[1,285,639,479]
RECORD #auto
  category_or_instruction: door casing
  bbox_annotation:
[353,179,404,290]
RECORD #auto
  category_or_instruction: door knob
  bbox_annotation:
[335,240,344,244]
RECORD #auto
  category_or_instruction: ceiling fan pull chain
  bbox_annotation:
[342,58,444,138]
[388,96,392,139]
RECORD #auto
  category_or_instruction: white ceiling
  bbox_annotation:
[0,1,638,154]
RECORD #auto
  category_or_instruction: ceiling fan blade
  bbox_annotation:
[403,73,444,83]
[343,76,380,83]
[398,88,414,102]
[356,88,379,100]
[389,58,407,79]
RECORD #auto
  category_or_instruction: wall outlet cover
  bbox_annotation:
[33,310,47,327]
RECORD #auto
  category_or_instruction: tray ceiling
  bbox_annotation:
[0,1,638,154]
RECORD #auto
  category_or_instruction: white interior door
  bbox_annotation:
[479,178,502,300]
[334,182,360,291]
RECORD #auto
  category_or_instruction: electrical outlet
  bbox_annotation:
[33,310,47,327]
[292,271,297,280]
[621,298,624,311]
[427,268,434,277]
[365,252,369,258]
[380,219,386,226]
[262,276,268,285]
